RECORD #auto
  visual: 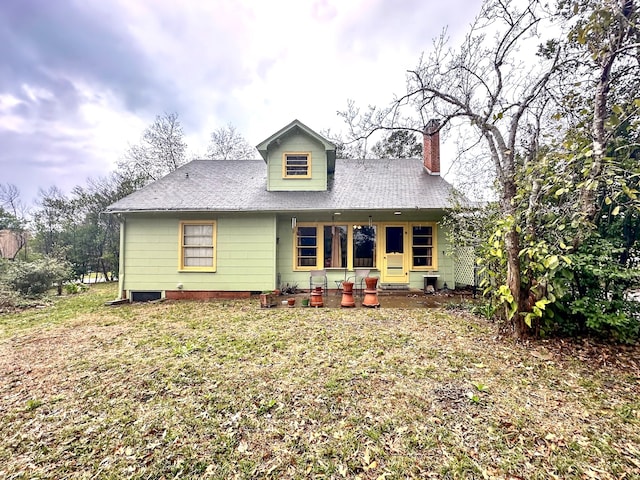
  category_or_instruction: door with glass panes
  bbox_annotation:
[381,225,408,283]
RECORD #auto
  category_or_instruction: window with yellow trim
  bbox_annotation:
[294,223,373,270]
[324,225,347,268]
[296,226,317,267]
[283,152,311,178]
[180,221,216,271]
[411,224,435,269]
[353,225,376,267]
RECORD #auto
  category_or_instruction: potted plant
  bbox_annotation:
[260,290,277,308]
[287,297,296,307]
[280,283,298,295]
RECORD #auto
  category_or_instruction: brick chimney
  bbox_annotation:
[423,119,440,175]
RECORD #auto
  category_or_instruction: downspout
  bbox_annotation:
[273,214,278,290]
[118,214,126,300]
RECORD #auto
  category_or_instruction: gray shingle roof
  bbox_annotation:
[106,158,455,213]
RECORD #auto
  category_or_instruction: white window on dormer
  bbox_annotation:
[283,152,311,178]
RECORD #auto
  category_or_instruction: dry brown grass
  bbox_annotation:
[0,283,639,479]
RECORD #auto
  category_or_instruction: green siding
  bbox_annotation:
[122,214,277,294]
[267,134,327,191]
[120,211,457,296]
[408,222,454,290]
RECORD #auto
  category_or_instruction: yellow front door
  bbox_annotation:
[381,225,408,283]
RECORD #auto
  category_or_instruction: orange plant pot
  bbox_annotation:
[310,290,324,307]
[340,281,355,308]
[362,277,380,308]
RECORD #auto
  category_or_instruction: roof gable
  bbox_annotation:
[255,119,336,170]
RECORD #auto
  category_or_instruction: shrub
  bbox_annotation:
[546,237,640,344]
[471,301,497,321]
[0,283,20,311]
[64,282,88,295]
[569,296,640,344]
[2,257,73,296]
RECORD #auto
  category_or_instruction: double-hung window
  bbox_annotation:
[411,224,435,268]
[180,221,216,271]
[296,226,317,267]
[283,152,311,178]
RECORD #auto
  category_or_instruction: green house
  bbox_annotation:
[107,119,466,301]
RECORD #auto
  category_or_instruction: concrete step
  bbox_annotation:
[379,284,410,291]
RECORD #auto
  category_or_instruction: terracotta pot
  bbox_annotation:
[364,277,378,290]
[363,277,380,308]
[340,281,355,308]
[310,290,324,307]
[287,297,295,307]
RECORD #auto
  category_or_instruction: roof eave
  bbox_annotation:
[256,119,336,162]
[106,205,452,215]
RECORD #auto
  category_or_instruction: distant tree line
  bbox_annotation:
[0,116,261,292]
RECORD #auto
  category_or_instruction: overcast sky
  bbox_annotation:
[0,0,483,207]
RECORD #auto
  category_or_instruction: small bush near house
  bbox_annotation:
[470,301,497,321]
[545,238,640,344]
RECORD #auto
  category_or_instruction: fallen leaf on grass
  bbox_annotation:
[237,440,249,453]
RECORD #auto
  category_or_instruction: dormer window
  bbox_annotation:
[283,152,311,178]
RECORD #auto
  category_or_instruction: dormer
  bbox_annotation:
[256,119,336,191]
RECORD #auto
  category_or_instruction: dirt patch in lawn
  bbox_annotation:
[1,318,133,405]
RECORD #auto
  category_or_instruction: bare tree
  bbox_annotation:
[319,127,365,159]
[0,183,28,259]
[341,0,563,337]
[0,183,27,218]
[206,124,257,160]
[119,112,187,184]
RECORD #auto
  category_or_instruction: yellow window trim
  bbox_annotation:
[292,221,439,272]
[293,222,321,271]
[293,221,372,272]
[282,152,312,179]
[178,220,217,272]
[409,222,438,271]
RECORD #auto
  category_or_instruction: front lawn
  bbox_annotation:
[1,283,638,479]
